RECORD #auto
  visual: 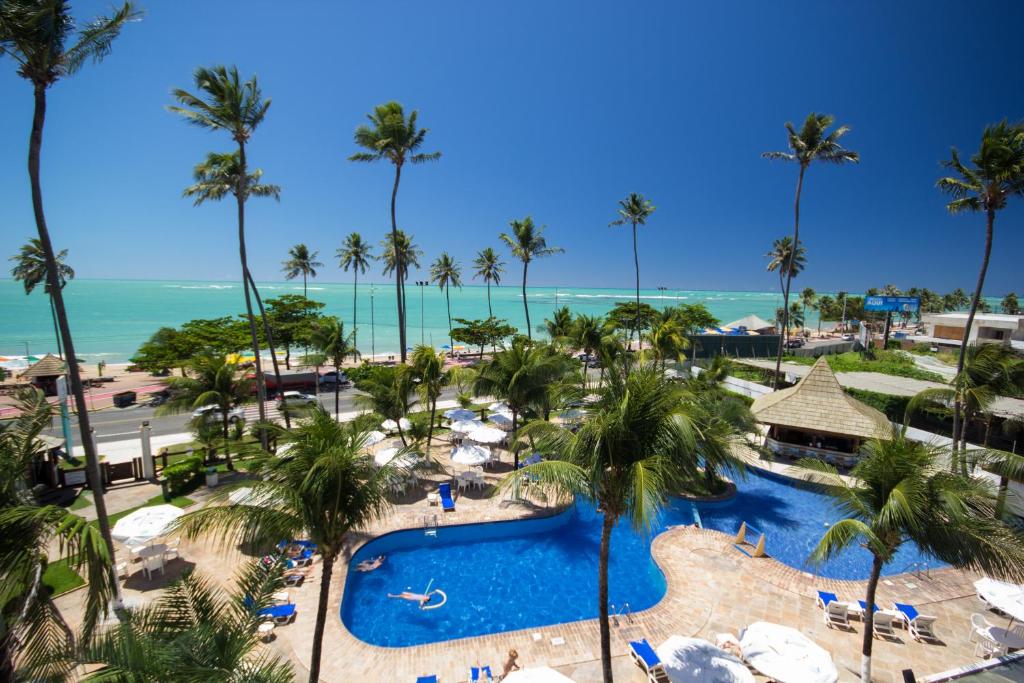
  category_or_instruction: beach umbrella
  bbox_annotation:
[363,430,387,447]
[373,447,421,468]
[451,443,491,466]
[503,667,576,683]
[488,401,509,413]
[450,419,484,434]
[488,412,514,430]
[381,417,412,432]
[111,504,183,544]
[975,578,1024,622]
[656,636,754,683]
[444,408,478,421]
[739,622,837,683]
[441,344,451,350]
[467,426,506,444]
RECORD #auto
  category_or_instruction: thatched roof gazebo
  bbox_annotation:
[751,356,891,466]
[19,353,66,396]
[722,314,775,334]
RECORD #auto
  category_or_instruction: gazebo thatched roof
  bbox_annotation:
[750,357,892,440]
[19,353,65,378]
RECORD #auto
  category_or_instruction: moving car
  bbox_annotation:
[276,391,318,409]
[192,404,245,423]
[319,371,351,387]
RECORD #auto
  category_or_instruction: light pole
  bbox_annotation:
[416,281,428,346]
[657,286,667,310]
[370,285,376,361]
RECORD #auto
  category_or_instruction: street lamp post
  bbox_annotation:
[416,281,428,346]
[370,285,376,361]
[657,286,668,310]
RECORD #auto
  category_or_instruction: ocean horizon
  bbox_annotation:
[2,277,825,362]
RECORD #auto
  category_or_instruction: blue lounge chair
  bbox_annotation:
[439,482,455,512]
[416,676,438,683]
[858,600,880,614]
[259,603,297,624]
[469,665,492,683]
[628,640,670,683]
[894,602,939,642]
[286,549,314,569]
[816,591,839,608]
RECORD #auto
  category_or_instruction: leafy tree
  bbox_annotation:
[473,247,505,318]
[451,317,517,358]
[645,310,689,372]
[282,243,323,299]
[685,388,752,493]
[800,287,816,334]
[349,101,441,364]
[337,233,375,360]
[805,434,1024,683]
[310,317,357,420]
[609,193,656,343]
[765,235,806,349]
[380,230,422,330]
[355,366,416,446]
[500,217,563,339]
[670,303,719,335]
[943,288,970,311]
[545,306,574,341]
[1002,292,1020,315]
[814,295,835,331]
[764,114,858,385]
[605,302,658,347]
[430,252,462,350]
[174,411,397,683]
[130,327,188,375]
[9,238,74,359]
[411,345,449,449]
[570,314,609,385]
[1,0,140,608]
[265,295,325,369]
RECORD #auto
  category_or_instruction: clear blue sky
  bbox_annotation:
[1,0,1022,295]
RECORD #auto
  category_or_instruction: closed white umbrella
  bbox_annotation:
[467,426,506,444]
[111,504,184,544]
[656,636,754,683]
[451,443,491,466]
[374,447,421,468]
[381,418,412,432]
[503,667,575,683]
[488,412,514,430]
[444,408,478,421]
[363,430,386,447]
[450,419,484,434]
[739,622,837,683]
[975,578,1024,622]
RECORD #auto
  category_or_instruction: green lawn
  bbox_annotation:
[68,492,93,510]
[782,351,946,383]
[43,558,85,596]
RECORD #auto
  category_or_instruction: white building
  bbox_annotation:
[918,312,1024,349]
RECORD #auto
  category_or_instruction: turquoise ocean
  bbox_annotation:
[0,279,796,362]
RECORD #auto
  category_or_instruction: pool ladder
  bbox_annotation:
[610,602,633,627]
[423,515,438,537]
[902,561,930,579]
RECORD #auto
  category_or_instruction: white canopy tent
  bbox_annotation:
[503,667,575,683]
[444,408,478,421]
[739,622,837,683]
[467,426,506,444]
[111,505,184,545]
[975,578,1024,622]
[656,636,754,683]
[451,443,491,466]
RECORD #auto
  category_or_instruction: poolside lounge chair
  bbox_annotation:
[258,603,297,625]
[416,676,438,683]
[628,639,671,683]
[893,603,939,642]
[468,665,492,683]
[857,600,880,619]
[824,600,851,629]
[439,482,456,512]
[871,610,898,639]
[287,549,315,568]
[283,569,309,586]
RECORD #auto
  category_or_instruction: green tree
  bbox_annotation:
[609,193,656,344]
[170,69,277,438]
[500,217,563,340]
[645,310,689,372]
[1,0,140,616]
[501,368,701,683]
[282,243,323,299]
[473,247,506,318]
[451,317,517,359]
[430,252,462,351]
[605,302,658,349]
[9,238,74,359]
[686,388,752,494]
[174,411,397,683]
[805,434,1024,683]
[764,114,858,385]
[1001,292,1020,315]
[380,230,423,332]
[338,233,374,360]
[411,345,449,449]
[355,366,416,447]
[943,288,970,311]
[349,101,441,364]
[131,327,188,375]
[310,317,357,420]
[265,295,325,369]
[545,306,574,341]
[765,236,806,352]
[800,287,816,335]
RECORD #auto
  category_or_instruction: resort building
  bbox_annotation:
[19,353,66,396]
[750,356,892,466]
[918,312,1024,349]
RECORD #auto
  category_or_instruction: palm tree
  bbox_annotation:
[765,236,806,354]
[764,113,858,385]
[380,230,423,338]
[500,367,701,683]
[545,306,574,341]
[430,252,462,350]
[282,243,323,299]
[570,314,607,383]
[938,121,1024,457]
[83,560,293,681]
[1,0,140,610]
[804,434,1024,683]
[338,233,374,360]
[411,345,449,449]
[9,238,74,359]
[799,287,816,336]
[500,217,564,339]
[473,247,505,318]
[159,354,252,470]
[609,193,656,344]
[645,310,689,373]
[310,317,358,420]
[173,411,396,683]
[355,366,416,447]
[170,66,275,439]
[1002,292,1021,315]
[349,102,441,364]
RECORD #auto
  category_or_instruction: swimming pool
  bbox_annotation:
[341,468,940,647]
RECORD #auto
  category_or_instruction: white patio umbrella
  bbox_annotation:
[656,636,754,683]
[488,412,514,430]
[363,430,387,447]
[451,443,491,466]
[975,578,1024,622]
[739,622,837,683]
[373,447,421,469]
[467,426,506,444]
[111,504,184,544]
[488,401,510,413]
[503,667,575,683]
[450,419,484,434]
[381,418,412,432]
[444,407,478,421]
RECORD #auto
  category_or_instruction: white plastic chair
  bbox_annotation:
[164,538,180,562]
[143,555,164,581]
[975,630,1007,658]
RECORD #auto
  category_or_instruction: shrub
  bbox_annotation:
[163,455,204,495]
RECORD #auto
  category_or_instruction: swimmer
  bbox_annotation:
[387,591,431,606]
[356,555,385,572]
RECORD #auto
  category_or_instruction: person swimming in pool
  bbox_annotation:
[387,591,431,606]
[356,555,385,572]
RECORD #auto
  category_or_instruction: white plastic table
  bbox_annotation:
[984,626,1024,650]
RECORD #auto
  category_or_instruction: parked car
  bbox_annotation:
[841,333,855,341]
[192,404,245,423]
[319,371,350,387]
[276,391,318,409]
[784,339,804,349]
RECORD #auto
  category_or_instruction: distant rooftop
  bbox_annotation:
[924,312,1023,324]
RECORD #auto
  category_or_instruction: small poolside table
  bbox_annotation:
[136,544,167,564]
[258,622,275,641]
[427,493,439,506]
[983,626,1024,651]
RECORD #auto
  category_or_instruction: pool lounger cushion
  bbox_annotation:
[416,677,438,683]
[259,603,297,624]
[469,665,492,682]
[439,483,456,511]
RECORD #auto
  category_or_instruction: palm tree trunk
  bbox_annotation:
[633,220,640,347]
[307,552,335,683]
[334,362,341,420]
[512,411,520,469]
[396,421,408,447]
[427,395,437,448]
[598,513,614,683]
[390,165,407,364]
[775,165,805,389]
[247,272,290,431]
[303,272,307,299]
[236,141,269,449]
[951,398,962,473]
[27,84,121,606]
[860,554,884,683]
[522,262,531,340]
[222,415,232,470]
[353,270,359,361]
[48,295,63,359]
[486,281,493,318]
[445,284,453,351]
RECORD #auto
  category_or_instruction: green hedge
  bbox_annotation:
[163,455,204,495]
[844,387,911,422]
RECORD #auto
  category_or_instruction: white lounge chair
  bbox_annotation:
[824,601,851,629]
[871,611,898,640]
[893,603,939,642]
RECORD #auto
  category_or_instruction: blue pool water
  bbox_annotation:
[341,469,941,646]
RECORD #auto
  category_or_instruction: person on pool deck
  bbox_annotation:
[499,649,520,681]
[387,591,431,606]
[356,555,385,572]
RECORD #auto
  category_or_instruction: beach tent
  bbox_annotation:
[111,505,183,545]
[488,401,510,413]
[503,667,576,683]
[656,636,754,683]
[739,622,837,683]
[488,412,514,430]
[363,431,387,447]
[451,443,490,466]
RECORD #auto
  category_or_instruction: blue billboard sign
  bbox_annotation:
[863,295,920,313]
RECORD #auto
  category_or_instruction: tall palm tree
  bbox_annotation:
[158,354,253,470]
[545,306,574,341]
[354,366,416,447]
[800,287,816,336]
[937,121,1024,462]
[764,113,858,385]
[282,243,323,299]
[645,311,689,373]
[805,434,1024,683]
[10,238,74,360]
[765,236,805,354]
[501,367,701,683]
[500,217,563,339]
[0,0,140,610]
[1002,292,1021,315]
[430,252,462,350]
[169,66,274,439]
[609,193,656,344]
[173,411,397,683]
[570,314,608,385]
[349,102,441,364]
[473,247,505,318]
[310,317,357,420]
[380,230,423,342]
[411,345,449,449]
[338,232,374,360]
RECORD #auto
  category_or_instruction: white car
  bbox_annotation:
[276,391,318,409]
[192,404,245,423]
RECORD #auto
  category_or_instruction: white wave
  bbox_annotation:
[164,284,236,290]
[565,293,691,300]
